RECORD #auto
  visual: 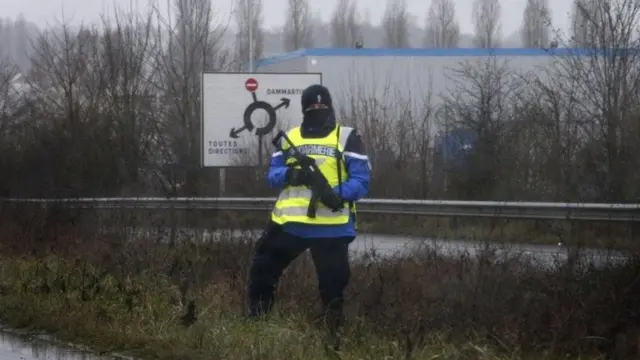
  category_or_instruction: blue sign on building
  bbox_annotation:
[435,128,476,166]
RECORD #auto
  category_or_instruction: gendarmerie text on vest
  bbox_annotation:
[285,144,337,158]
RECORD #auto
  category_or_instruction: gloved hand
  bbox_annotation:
[286,167,312,186]
[321,191,344,212]
[295,155,316,168]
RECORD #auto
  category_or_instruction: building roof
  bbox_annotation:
[255,47,613,68]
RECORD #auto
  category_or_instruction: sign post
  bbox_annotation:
[201,72,323,188]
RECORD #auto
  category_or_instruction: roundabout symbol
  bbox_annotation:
[229,78,291,139]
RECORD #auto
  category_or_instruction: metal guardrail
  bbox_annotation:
[1,197,639,222]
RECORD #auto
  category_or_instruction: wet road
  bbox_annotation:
[126,227,630,269]
[351,232,628,266]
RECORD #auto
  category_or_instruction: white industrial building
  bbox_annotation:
[253,48,595,184]
[254,47,589,115]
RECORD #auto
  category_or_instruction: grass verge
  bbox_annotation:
[0,220,637,359]
[0,259,575,360]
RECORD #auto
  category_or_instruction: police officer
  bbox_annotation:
[246,84,371,335]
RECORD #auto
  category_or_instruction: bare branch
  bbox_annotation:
[149,0,233,195]
[330,0,361,47]
[423,0,460,48]
[440,57,522,198]
[0,59,19,139]
[283,0,313,51]
[520,0,551,48]
[382,0,410,48]
[234,0,264,69]
[472,0,502,48]
[551,0,640,200]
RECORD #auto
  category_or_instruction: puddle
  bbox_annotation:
[0,329,132,360]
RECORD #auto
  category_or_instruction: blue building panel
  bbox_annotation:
[435,128,477,165]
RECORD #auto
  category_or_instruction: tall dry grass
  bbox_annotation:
[0,206,637,359]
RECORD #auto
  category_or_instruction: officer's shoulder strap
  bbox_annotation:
[337,125,354,149]
[280,126,301,149]
[287,126,301,136]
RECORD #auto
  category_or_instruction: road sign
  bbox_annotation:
[436,128,476,165]
[245,78,258,92]
[201,72,322,167]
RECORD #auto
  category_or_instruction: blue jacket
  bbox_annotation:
[267,125,371,238]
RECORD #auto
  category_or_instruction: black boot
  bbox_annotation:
[247,296,273,320]
[322,301,345,352]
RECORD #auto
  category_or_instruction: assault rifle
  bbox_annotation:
[272,131,343,218]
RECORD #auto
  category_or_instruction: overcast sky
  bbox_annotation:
[0,0,574,37]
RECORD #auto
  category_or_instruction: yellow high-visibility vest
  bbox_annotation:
[270,125,357,226]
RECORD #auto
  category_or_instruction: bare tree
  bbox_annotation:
[152,0,231,195]
[423,0,460,48]
[0,59,18,139]
[12,14,31,70]
[571,0,588,47]
[570,0,621,48]
[96,6,161,190]
[441,57,522,199]
[330,0,361,47]
[552,0,640,200]
[234,0,264,70]
[18,23,126,196]
[335,71,436,198]
[472,0,502,48]
[382,0,410,48]
[283,0,313,51]
[520,0,551,47]
[571,0,596,47]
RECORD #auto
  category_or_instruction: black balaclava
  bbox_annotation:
[300,84,336,137]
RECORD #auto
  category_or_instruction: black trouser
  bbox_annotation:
[247,222,354,331]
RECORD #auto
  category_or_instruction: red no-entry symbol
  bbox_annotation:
[245,78,258,92]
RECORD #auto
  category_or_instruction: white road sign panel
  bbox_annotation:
[201,72,322,167]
